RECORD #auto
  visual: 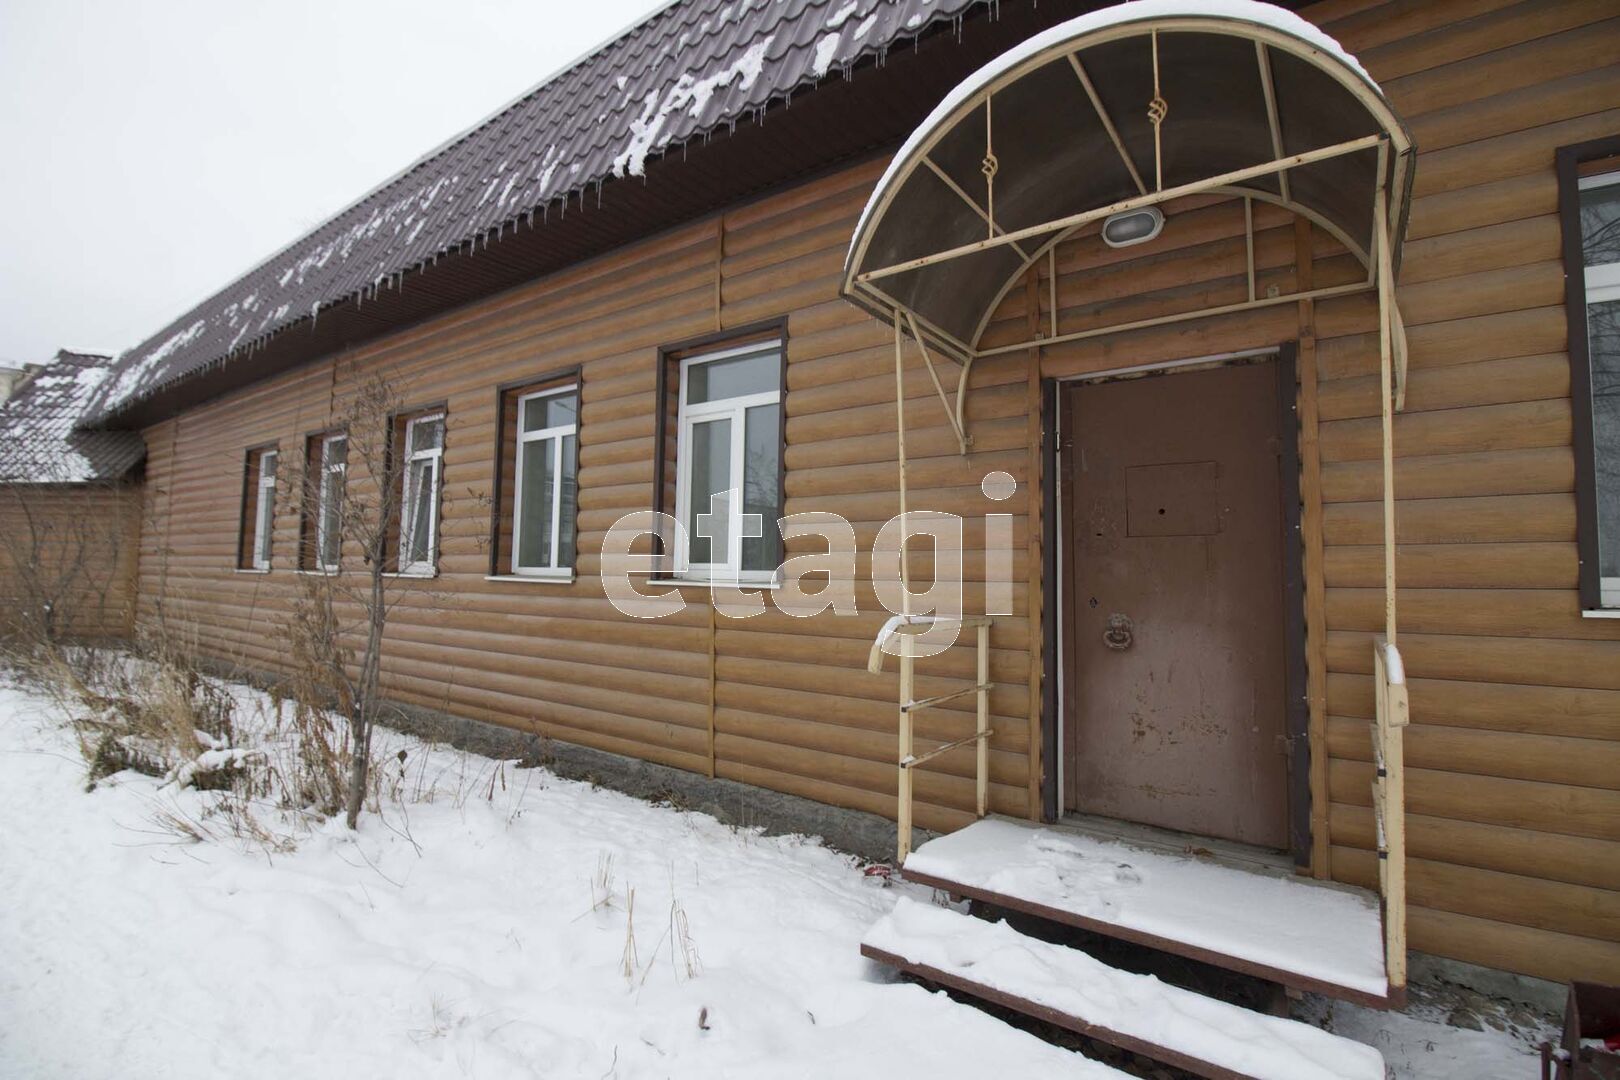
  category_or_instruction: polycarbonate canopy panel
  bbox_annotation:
[843,0,1414,353]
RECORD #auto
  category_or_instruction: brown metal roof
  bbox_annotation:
[0,351,146,483]
[92,0,1114,428]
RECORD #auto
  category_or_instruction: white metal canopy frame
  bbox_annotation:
[848,1,1416,1000]
[842,0,1416,403]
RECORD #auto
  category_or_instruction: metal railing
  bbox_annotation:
[1371,638,1409,994]
[869,615,994,863]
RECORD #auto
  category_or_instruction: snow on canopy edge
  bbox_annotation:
[847,0,1391,269]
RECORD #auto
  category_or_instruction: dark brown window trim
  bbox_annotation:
[1556,134,1620,611]
[651,317,790,565]
[237,441,280,570]
[485,365,582,577]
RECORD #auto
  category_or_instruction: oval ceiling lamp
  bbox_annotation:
[1101,206,1164,249]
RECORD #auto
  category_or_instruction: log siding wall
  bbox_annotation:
[131,0,1619,984]
[0,482,142,641]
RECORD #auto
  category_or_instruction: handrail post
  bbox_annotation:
[897,633,915,863]
[1373,640,1409,997]
[976,622,990,818]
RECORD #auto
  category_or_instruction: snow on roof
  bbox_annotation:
[94,0,1000,424]
[0,351,145,483]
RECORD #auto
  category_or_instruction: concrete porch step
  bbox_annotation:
[863,897,1385,1080]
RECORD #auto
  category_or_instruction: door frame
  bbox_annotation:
[1039,343,1311,867]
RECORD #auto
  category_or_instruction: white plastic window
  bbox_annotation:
[511,386,578,575]
[673,342,782,582]
[315,435,347,571]
[251,449,278,570]
[399,413,444,574]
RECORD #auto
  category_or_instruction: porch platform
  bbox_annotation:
[902,817,1393,1008]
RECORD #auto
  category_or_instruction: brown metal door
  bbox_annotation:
[1064,360,1290,849]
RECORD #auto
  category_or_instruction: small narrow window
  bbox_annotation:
[398,412,444,575]
[315,434,347,571]
[673,340,783,581]
[247,448,278,570]
[510,385,578,575]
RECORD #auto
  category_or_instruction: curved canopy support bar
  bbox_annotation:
[841,1,1415,365]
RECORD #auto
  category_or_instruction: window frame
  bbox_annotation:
[1557,136,1620,614]
[314,433,348,572]
[509,383,578,577]
[671,339,784,583]
[397,411,445,576]
[251,448,278,571]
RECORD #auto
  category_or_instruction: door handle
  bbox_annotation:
[1103,613,1134,651]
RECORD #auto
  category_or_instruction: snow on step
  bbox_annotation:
[904,818,1387,999]
[865,898,1386,1080]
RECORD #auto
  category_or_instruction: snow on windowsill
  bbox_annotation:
[486,571,575,585]
[647,576,782,591]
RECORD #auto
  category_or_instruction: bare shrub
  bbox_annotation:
[274,364,454,829]
[41,631,236,791]
[0,481,131,677]
[278,580,354,816]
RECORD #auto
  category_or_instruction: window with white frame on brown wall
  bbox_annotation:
[1559,137,1620,614]
[669,338,784,584]
[392,409,444,576]
[298,431,347,572]
[237,445,279,570]
[490,375,578,580]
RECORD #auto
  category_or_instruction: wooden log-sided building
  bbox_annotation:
[0,350,145,642]
[60,0,1620,990]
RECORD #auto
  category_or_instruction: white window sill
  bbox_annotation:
[647,576,782,590]
[235,567,272,575]
[298,568,341,577]
[384,569,438,580]
[1581,608,1620,619]
[486,571,575,585]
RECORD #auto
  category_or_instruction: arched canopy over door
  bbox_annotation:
[841,0,1415,365]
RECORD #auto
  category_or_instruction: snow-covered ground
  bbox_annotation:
[0,673,1549,1078]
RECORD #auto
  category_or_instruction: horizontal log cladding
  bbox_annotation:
[121,0,1620,988]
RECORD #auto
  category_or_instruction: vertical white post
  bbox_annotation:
[1373,164,1408,996]
[898,635,914,863]
[1375,182,1397,648]
[976,622,990,819]
[894,312,913,863]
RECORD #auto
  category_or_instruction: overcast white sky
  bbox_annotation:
[0,0,666,367]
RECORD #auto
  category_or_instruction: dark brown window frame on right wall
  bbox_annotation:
[1556,134,1620,615]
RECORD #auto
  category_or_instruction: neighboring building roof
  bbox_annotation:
[92,0,1006,425]
[0,351,146,483]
